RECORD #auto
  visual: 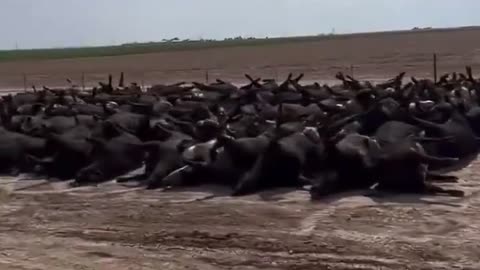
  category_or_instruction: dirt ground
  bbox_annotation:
[0,158,478,269]
[1,27,480,89]
[1,28,480,269]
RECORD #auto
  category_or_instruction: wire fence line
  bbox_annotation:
[6,64,364,92]
[3,53,445,92]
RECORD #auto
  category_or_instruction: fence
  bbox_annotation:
[0,53,458,91]
[1,64,363,92]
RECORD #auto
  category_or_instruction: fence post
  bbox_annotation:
[23,73,27,92]
[433,53,437,83]
[350,65,354,78]
[205,70,209,84]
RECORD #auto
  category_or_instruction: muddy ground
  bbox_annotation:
[1,28,480,269]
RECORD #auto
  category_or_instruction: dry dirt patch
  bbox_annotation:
[0,158,478,269]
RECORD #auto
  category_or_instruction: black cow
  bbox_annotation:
[74,130,144,186]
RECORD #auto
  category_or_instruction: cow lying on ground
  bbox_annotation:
[8,68,480,199]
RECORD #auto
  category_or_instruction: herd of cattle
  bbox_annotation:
[1,68,480,199]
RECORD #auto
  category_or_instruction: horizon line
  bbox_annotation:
[3,25,480,52]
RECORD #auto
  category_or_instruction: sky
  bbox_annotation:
[1,0,480,50]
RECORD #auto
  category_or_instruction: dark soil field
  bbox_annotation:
[0,27,480,269]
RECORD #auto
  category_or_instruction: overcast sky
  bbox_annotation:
[1,0,479,50]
